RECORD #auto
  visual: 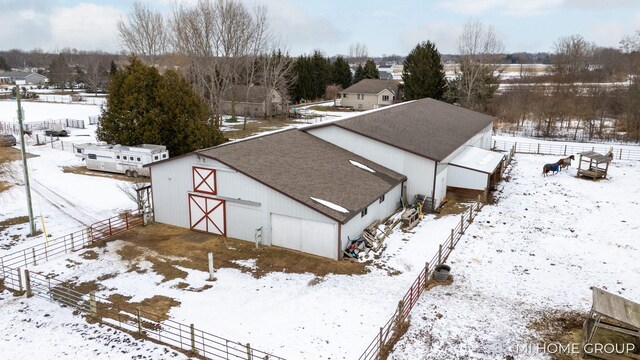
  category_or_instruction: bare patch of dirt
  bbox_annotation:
[0,215,29,228]
[529,309,586,360]
[115,244,188,282]
[115,223,369,277]
[62,166,148,183]
[0,146,38,164]
[80,250,99,260]
[0,180,11,193]
[106,294,180,322]
[223,118,298,140]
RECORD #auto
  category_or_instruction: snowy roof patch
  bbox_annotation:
[310,197,349,214]
[450,146,505,174]
[349,160,375,173]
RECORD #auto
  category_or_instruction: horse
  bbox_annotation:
[557,155,575,170]
[543,162,560,177]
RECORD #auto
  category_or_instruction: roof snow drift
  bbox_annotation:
[450,146,505,174]
[195,130,406,223]
[305,98,494,162]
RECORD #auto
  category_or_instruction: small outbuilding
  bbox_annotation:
[447,146,505,191]
[577,151,612,180]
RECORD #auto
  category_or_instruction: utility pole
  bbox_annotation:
[16,86,36,236]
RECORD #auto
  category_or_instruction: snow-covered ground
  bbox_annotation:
[0,99,101,123]
[389,154,640,359]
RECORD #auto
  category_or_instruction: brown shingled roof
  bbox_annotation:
[341,79,400,95]
[196,129,406,223]
[304,98,495,162]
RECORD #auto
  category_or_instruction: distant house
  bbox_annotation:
[0,71,48,85]
[378,71,393,80]
[220,85,286,118]
[339,79,401,110]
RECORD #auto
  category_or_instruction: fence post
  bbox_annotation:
[61,141,64,151]
[424,262,430,288]
[449,230,454,250]
[396,300,405,323]
[450,229,455,248]
[537,143,540,154]
[137,306,142,335]
[125,213,129,230]
[24,269,32,297]
[18,268,23,293]
[108,218,112,237]
[619,148,622,160]
[438,244,442,265]
[190,324,196,353]
[246,343,253,360]
[70,233,74,251]
[208,252,216,281]
[459,215,464,234]
[379,327,384,355]
[89,291,97,319]
[32,248,37,266]
[564,145,567,156]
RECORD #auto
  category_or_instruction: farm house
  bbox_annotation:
[304,98,498,209]
[147,129,405,259]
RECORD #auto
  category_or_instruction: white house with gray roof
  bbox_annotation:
[0,71,48,85]
[339,79,400,110]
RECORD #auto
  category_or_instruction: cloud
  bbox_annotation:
[564,0,638,9]
[0,0,54,50]
[50,3,124,52]
[400,22,463,54]
[435,0,563,16]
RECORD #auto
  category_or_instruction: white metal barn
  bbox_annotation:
[148,130,405,260]
[304,98,498,209]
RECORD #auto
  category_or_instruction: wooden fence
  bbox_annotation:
[0,119,85,133]
[493,139,640,161]
[358,200,483,360]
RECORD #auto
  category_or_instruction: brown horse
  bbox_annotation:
[557,155,575,170]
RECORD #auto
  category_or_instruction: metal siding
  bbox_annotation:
[341,184,402,251]
[151,154,196,228]
[441,124,493,164]
[308,126,435,203]
[434,164,448,207]
[447,166,488,190]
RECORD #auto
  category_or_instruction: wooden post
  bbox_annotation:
[564,145,567,156]
[537,143,540,154]
[619,148,622,160]
[89,291,97,318]
[32,248,37,266]
[125,213,129,230]
[70,233,74,251]
[438,244,442,264]
[379,327,384,354]
[137,306,142,334]
[61,141,64,151]
[246,343,252,360]
[424,262,430,288]
[24,270,34,298]
[190,324,196,353]
[108,218,112,236]
[468,206,473,223]
[459,215,464,234]
[396,300,405,323]
[450,229,455,247]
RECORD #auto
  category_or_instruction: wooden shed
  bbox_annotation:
[583,287,640,359]
[577,151,612,180]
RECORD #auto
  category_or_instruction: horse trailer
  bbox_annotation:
[75,143,169,177]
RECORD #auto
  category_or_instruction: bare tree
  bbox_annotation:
[553,34,595,80]
[348,42,368,65]
[171,0,271,126]
[260,48,295,120]
[117,1,167,65]
[455,20,504,110]
[77,53,109,95]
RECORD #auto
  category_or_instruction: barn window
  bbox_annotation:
[137,157,141,162]
[87,154,97,160]
[361,207,368,217]
[379,195,385,203]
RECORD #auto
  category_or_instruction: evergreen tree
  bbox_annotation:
[332,56,352,89]
[290,51,333,102]
[402,41,447,101]
[353,64,365,83]
[362,59,380,80]
[109,60,118,77]
[97,57,223,156]
[0,56,10,71]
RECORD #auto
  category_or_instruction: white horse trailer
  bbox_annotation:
[75,143,168,177]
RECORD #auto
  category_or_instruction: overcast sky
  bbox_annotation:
[1,0,639,56]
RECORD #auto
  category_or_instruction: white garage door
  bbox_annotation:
[271,214,337,259]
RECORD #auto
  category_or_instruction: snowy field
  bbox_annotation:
[0,99,101,123]
[390,154,640,359]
